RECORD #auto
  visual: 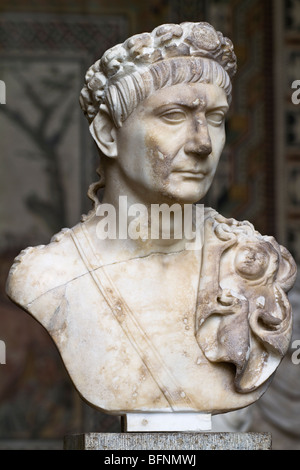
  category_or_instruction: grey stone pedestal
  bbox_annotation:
[64,432,272,450]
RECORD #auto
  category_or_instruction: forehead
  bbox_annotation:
[139,82,228,111]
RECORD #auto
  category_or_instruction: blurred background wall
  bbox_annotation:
[0,0,299,449]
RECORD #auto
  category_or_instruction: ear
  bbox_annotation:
[89,104,118,158]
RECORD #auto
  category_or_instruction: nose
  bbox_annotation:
[184,117,212,157]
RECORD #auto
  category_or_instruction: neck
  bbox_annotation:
[98,184,202,254]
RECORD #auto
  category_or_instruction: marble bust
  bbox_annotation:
[6,22,297,431]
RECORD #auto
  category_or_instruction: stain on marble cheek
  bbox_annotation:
[146,144,172,182]
[155,151,173,182]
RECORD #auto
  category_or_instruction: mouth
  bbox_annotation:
[173,170,208,180]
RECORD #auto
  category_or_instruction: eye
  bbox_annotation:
[159,109,186,124]
[206,111,225,127]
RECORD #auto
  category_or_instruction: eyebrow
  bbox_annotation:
[207,105,229,112]
[153,102,229,113]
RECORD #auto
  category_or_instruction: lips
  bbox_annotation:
[173,169,208,179]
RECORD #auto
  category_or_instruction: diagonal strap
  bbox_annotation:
[70,223,194,411]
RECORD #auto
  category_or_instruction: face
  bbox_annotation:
[114,82,228,204]
[234,244,270,281]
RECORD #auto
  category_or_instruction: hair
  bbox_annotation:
[79,22,237,206]
[105,56,232,128]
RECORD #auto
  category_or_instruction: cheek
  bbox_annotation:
[145,132,174,180]
[118,124,144,161]
[208,127,225,162]
[146,148,173,183]
[211,126,226,152]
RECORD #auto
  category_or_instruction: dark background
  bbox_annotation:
[0,0,299,450]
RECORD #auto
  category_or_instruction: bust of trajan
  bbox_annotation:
[6,22,297,429]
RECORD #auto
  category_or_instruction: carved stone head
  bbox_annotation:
[79,22,237,206]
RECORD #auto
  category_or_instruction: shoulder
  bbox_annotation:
[204,207,257,233]
[204,206,297,292]
[6,224,89,309]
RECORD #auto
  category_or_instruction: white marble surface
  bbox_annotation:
[124,412,212,432]
[6,22,297,423]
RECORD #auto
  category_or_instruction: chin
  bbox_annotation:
[162,191,207,205]
[155,179,211,205]
[181,180,211,202]
[172,187,210,204]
